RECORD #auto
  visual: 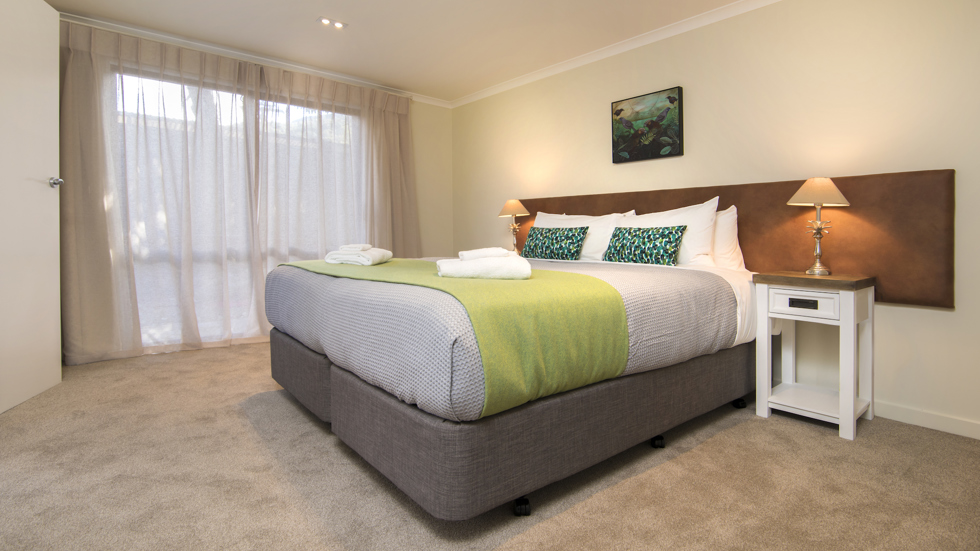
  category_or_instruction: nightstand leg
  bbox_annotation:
[839,291,857,440]
[756,283,772,418]
[859,288,874,420]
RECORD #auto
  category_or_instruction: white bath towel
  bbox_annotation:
[458,247,512,261]
[437,255,532,280]
[339,244,373,252]
[325,248,393,266]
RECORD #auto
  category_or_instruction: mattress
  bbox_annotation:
[265,259,755,422]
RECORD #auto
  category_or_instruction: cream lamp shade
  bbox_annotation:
[787,177,850,207]
[498,199,530,218]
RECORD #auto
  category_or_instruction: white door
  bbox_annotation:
[0,0,62,414]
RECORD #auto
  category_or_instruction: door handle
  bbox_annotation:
[48,177,63,188]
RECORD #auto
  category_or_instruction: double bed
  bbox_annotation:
[264,170,954,521]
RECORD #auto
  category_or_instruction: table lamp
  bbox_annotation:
[498,199,530,251]
[787,177,849,276]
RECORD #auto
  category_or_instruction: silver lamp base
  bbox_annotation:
[804,205,832,276]
[805,260,830,276]
[508,217,520,252]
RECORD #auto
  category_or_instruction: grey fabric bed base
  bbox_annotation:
[271,328,332,422]
[270,328,754,521]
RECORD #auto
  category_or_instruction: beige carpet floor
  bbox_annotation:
[1,343,978,550]
[497,414,980,551]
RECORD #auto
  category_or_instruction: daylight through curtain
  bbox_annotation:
[59,22,421,365]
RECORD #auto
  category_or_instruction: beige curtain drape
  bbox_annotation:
[60,22,421,365]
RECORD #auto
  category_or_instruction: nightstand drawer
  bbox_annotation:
[769,288,839,320]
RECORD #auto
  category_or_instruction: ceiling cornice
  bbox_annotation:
[448,0,782,108]
[59,0,781,111]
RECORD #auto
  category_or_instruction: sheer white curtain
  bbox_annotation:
[59,22,421,365]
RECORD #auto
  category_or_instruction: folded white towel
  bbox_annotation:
[325,247,393,266]
[437,255,532,280]
[340,244,373,252]
[458,247,512,261]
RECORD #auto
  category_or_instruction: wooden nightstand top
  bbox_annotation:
[753,271,876,292]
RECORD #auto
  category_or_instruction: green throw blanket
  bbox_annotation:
[285,259,629,418]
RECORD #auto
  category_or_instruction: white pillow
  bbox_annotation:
[536,210,635,220]
[712,205,746,271]
[615,197,719,266]
[533,212,632,261]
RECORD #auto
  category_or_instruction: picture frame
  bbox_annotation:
[611,86,683,164]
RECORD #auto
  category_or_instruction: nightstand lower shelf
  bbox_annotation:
[768,383,871,425]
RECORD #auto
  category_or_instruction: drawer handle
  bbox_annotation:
[789,298,819,310]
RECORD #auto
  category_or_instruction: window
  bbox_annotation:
[60,22,419,364]
[109,71,362,348]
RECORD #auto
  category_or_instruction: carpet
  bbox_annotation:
[1,344,977,550]
[496,415,980,551]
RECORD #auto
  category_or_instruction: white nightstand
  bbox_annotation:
[754,272,875,440]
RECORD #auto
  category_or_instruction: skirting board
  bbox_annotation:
[875,400,980,441]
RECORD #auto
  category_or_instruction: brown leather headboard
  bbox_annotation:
[518,169,955,308]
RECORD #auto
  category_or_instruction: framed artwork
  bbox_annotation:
[611,86,683,164]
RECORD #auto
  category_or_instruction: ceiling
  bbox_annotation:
[46,0,753,104]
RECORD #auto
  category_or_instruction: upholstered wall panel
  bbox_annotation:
[519,170,954,308]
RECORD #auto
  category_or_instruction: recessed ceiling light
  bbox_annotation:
[318,17,346,29]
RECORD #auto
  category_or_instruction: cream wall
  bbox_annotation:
[451,0,980,438]
[411,101,454,257]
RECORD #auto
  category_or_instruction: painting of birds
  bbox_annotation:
[611,86,683,163]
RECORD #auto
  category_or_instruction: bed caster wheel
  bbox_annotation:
[513,496,531,516]
[732,398,747,409]
[651,435,665,448]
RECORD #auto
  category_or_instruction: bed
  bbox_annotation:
[265,170,954,521]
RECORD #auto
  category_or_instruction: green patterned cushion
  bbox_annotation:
[521,226,588,261]
[602,226,687,265]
